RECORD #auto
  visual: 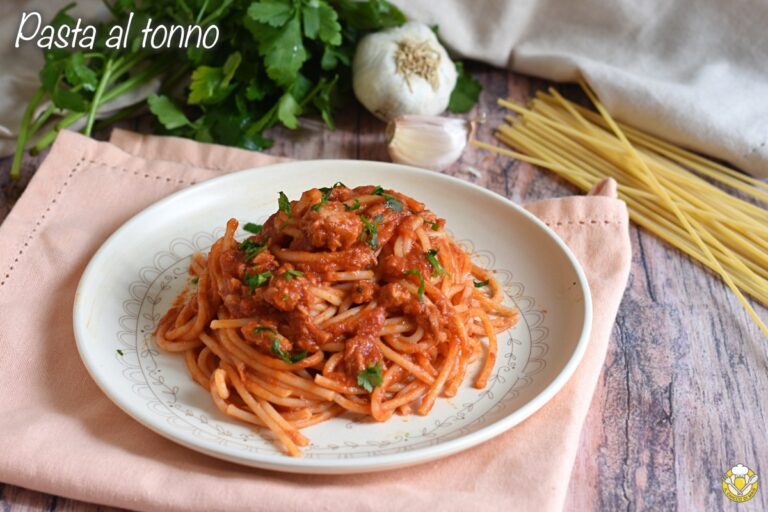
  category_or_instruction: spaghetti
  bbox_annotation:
[473,82,768,336]
[156,184,518,456]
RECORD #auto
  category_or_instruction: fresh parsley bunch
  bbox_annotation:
[147,0,410,150]
[11,0,480,179]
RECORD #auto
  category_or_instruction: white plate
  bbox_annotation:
[73,160,591,474]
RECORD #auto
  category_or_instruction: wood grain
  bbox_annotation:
[1,63,766,511]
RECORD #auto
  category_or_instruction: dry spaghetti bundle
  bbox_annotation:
[473,82,768,335]
[156,184,518,455]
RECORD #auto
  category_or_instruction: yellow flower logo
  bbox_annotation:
[722,464,759,503]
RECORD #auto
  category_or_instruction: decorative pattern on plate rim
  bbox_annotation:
[113,231,550,458]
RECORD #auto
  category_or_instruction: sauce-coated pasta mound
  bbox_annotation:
[156,183,518,456]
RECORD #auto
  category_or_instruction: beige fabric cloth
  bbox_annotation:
[394,0,768,177]
[1,0,767,177]
[0,129,630,511]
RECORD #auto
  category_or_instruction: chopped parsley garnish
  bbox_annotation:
[382,193,403,212]
[243,222,263,234]
[345,198,361,211]
[283,269,304,280]
[312,188,331,211]
[405,269,425,302]
[239,239,267,262]
[360,214,380,249]
[371,185,404,212]
[190,276,199,285]
[311,182,347,211]
[474,279,490,288]
[244,271,272,293]
[271,338,308,364]
[426,249,448,277]
[429,221,440,231]
[357,362,383,392]
[278,191,292,217]
[116,349,124,356]
[252,325,276,334]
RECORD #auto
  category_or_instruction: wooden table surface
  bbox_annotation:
[1,64,766,511]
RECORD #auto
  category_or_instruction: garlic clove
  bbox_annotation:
[387,115,471,171]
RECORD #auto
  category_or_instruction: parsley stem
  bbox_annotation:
[92,101,146,132]
[195,0,211,23]
[299,80,325,109]
[27,102,56,136]
[84,57,115,136]
[200,0,234,25]
[10,86,45,180]
[160,63,193,95]
[30,111,83,155]
[244,76,330,139]
[32,58,165,154]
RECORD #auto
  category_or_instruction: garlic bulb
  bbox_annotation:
[387,115,471,170]
[353,22,457,121]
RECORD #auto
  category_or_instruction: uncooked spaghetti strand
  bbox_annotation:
[481,118,768,306]
[578,79,768,335]
[535,90,768,193]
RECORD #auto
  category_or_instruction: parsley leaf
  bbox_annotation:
[248,0,294,27]
[335,0,406,30]
[239,239,267,262]
[244,271,272,293]
[188,52,242,105]
[383,193,403,212]
[271,338,308,364]
[426,249,448,277]
[321,45,348,71]
[311,187,331,211]
[243,222,263,234]
[360,214,379,249]
[50,83,88,112]
[190,276,199,285]
[371,186,403,211]
[302,3,320,38]
[253,325,276,334]
[253,11,308,86]
[64,52,98,92]
[405,269,425,302]
[345,198,361,211]
[448,62,482,113]
[303,3,342,45]
[278,191,292,217]
[474,279,490,288]
[148,95,191,130]
[316,3,343,45]
[290,350,308,363]
[116,349,124,356]
[283,269,304,280]
[277,91,301,129]
[357,362,383,392]
[429,221,440,231]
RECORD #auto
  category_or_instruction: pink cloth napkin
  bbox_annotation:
[0,129,630,512]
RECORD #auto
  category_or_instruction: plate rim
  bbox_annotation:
[72,159,592,474]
